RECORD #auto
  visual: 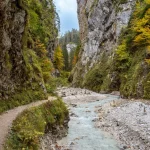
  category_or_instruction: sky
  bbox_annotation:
[53,0,79,35]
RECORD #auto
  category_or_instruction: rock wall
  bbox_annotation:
[72,0,150,99]
[72,0,135,84]
[0,0,27,99]
[79,0,135,68]
[0,0,58,111]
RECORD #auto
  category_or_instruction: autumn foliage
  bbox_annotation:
[35,40,53,82]
[72,44,81,67]
[132,0,150,46]
[53,45,64,71]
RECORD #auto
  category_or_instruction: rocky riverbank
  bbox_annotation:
[57,87,106,103]
[40,117,69,150]
[56,88,150,150]
[55,88,120,150]
[95,99,150,150]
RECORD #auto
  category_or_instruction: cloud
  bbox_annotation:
[54,0,79,34]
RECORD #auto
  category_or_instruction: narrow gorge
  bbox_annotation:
[0,0,150,149]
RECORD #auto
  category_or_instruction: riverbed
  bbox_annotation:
[55,88,121,150]
[54,88,150,150]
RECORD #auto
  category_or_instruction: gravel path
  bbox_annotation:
[0,96,56,150]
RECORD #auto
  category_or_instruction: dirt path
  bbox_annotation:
[0,96,56,150]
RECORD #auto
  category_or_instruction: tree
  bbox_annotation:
[72,44,81,67]
[131,0,150,46]
[62,48,69,70]
[59,29,80,71]
[35,40,54,82]
[53,45,64,71]
[69,48,75,70]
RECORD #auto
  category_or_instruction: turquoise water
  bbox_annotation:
[57,95,121,150]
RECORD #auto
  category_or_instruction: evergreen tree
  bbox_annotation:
[59,29,80,71]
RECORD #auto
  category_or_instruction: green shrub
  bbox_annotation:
[5,99,68,150]
[43,72,51,83]
[83,65,103,92]
[0,89,47,114]
[143,73,150,99]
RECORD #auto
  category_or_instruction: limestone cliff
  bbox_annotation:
[0,0,58,112]
[72,0,150,99]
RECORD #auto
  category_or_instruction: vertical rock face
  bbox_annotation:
[0,0,58,104]
[73,0,150,99]
[82,0,135,67]
[75,0,135,76]
[77,0,88,45]
[0,0,26,99]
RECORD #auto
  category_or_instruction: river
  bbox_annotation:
[56,88,121,150]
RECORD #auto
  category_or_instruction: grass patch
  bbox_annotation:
[83,53,112,92]
[143,72,150,99]
[0,89,47,114]
[5,99,69,150]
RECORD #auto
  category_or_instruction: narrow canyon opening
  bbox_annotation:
[1,0,150,150]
